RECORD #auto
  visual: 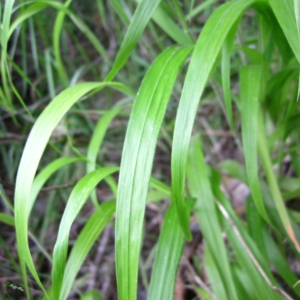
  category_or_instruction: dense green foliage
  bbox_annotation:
[1,0,300,299]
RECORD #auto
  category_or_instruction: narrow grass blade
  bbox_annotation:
[268,0,300,63]
[210,170,279,283]
[116,46,192,300]
[9,2,109,62]
[1,0,15,109]
[105,0,163,81]
[217,202,283,300]
[29,18,40,76]
[60,200,115,300]
[53,0,72,87]
[257,112,300,251]
[187,136,238,300]
[148,199,194,300]
[44,48,56,100]
[87,107,122,205]
[240,65,271,224]
[222,20,239,131]
[263,228,300,297]
[171,0,254,240]
[186,0,217,21]
[29,157,84,215]
[52,168,118,299]
[110,0,130,24]
[204,246,226,300]
[245,198,268,260]
[294,0,300,99]
[14,82,131,295]
[150,5,193,45]
[1,0,15,70]
[0,213,14,226]
[8,2,64,38]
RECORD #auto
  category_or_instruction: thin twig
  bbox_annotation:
[217,201,295,300]
[182,256,218,300]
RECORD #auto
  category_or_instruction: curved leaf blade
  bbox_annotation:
[14,81,131,295]
[240,65,272,224]
[116,46,192,300]
[52,167,118,299]
[60,200,116,300]
[29,157,84,216]
[171,0,254,240]
[148,200,194,300]
[105,0,163,81]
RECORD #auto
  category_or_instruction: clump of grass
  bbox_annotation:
[1,0,300,299]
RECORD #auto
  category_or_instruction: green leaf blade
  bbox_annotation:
[115,46,192,300]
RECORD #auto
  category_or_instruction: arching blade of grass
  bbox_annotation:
[29,157,84,215]
[268,0,300,63]
[186,0,218,21]
[8,2,65,39]
[14,82,131,296]
[87,107,122,206]
[257,112,300,251]
[240,65,272,224]
[105,0,163,81]
[146,3,194,45]
[110,0,130,24]
[148,199,194,300]
[53,0,72,87]
[187,136,238,300]
[1,0,15,110]
[171,0,254,241]
[52,167,118,299]
[60,200,116,300]
[116,46,192,300]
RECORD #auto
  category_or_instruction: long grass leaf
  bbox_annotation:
[240,65,272,224]
[9,2,109,62]
[222,20,239,131]
[14,82,131,296]
[187,136,238,300]
[148,4,193,45]
[171,0,254,240]
[263,228,300,296]
[60,200,115,300]
[29,157,84,215]
[87,107,122,205]
[105,0,163,81]
[257,112,300,251]
[217,202,283,300]
[148,199,194,300]
[116,46,192,300]
[210,170,282,287]
[268,0,300,63]
[0,213,14,226]
[53,0,72,87]
[52,168,118,299]
[1,0,15,109]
